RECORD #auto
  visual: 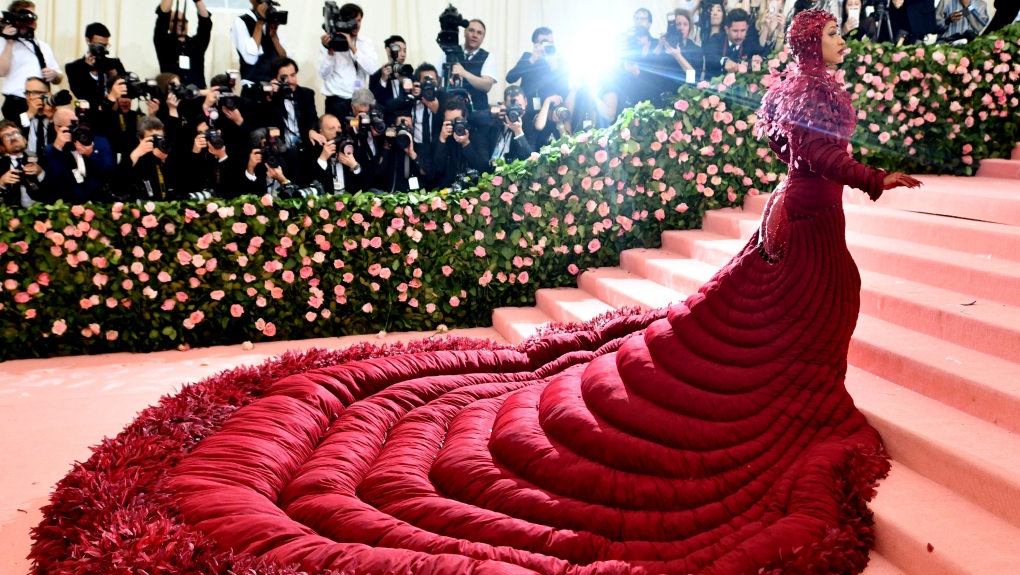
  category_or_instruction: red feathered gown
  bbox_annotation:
[169,108,892,574]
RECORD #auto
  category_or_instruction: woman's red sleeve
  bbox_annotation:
[795,129,888,201]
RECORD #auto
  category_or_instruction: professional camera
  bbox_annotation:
[368,109,386,133]
[261,127,287,169]
[206,128,225,150]
[392,124,412,150]
[42,90,72,108]
[68,101,93,146]
[552,106,571,124]
[123,73,159,100]
[335,131,355,155]
[275,80,295,100]
[150,134,173,154]
[665,13,683,47]
[189,189,217,201]
[451,117,469,137]
[278,181,324,200]
[387,44,414,78]
[323,1,358,52]
[419,76,438,102]
[0,9,36,39]
[256,0,288,26]
[505,104,525,124]
[449,168,478,193]
[11,167,40,194]
[539,40,556,56]
[217,89,240,112]
[170,81,201,101]
[437,4,468,63]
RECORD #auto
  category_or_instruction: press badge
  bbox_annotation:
[408,177,420,190]
[179,55,191,70]
[686,69,696,84]
[72,169,84,184]
[354,79,363,89]
[532,97,541,110]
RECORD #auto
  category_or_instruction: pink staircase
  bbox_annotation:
[491,173,1020,575]
[975,143,1020,181]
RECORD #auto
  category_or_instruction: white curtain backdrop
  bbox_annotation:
[16,0,717,106]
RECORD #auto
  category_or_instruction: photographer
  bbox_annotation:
[319,2,378,121]
[306,113,364,194]
[155,0,213,88]
[532,94,571,148]
[42,107,116,203]
[403,63,444,148]
[115,116,183,201]
[841,0,879,41]
[178,119,240,199]
[431,97,488,189]
[873,0,937,43]
[238,126,294,197]
[703,9,764,81]
[436,18,498,109]
[0,1,63,122]
[0,119,46,206]
[371,35,412,110]
[374,106,425,193]
[255,57,319,186]
[506,27,569,112]
[94,74,147,161]
[344,87,384,185]
[231,0,287,84]
[477,85,534,166]
[617,26,678,109]
[661,9,705,84]
[65,23,126,105]
[20,76,61,157]
[935,0,988,42]
[198,72,258,154]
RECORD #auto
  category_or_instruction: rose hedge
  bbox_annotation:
[2,26,1019,361]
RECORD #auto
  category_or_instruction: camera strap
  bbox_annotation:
[155,164,167,199]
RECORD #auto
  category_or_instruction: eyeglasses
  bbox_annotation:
[25,90,50,97]
[1,133,24,142]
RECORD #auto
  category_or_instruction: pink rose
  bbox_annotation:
[491,175,503,186]
[449,296,460,307]
[52,319,67,335]
[474,246,486,257]
[211,290,225,301]
[231,304,244,317]
[362,303,373,313]
[263,322,276,337]
[232,222,248,234]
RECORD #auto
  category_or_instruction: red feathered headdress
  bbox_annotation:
[756,9,856,147]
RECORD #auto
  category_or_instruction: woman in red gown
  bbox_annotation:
[167,10,921,575]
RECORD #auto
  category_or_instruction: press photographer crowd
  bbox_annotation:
[0,0,1016,207]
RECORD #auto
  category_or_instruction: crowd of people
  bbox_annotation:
[0,0,1015,208]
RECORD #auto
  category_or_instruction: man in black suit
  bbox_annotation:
[476,85,534,167]
[154,0,213,88]
[703,9,764,82]
[65,23,126,105]
[0,119,48,207]
[19,76,58,157]
[256,57,322,187]
[887,0,939,43]
[370,35,414,113]
[505,27,569,112]
[306,113,365,194]
[430,97,489,189]
[43,107,117,204]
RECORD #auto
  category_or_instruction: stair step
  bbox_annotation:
[850,314,1020,435]
[846,231,1020,307]
[846,367,1020,530]
[661,230,749,268]
[491,307,553,345]
[534,287,615,324]
[844,205,1020,263]
[1013,144,1020,162]
[742,192,771,214]
[870,462,1020,575]
[577,267,686,310]
[976,158,1020,180]
[858,270,1020,364]
[845,176,1020,227]
[619,249,716,296]
[702,208,762,241]
[862,553,904,575]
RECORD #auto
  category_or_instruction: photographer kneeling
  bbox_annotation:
[476,85,534,165]
[431,96,488,189]
[0,119,47,206]
[116,115,186,201]
[43,106,116,203]
[306,113,363,194]
[373,101,425,193]
[178,119,241,200]
[238,126,295,197]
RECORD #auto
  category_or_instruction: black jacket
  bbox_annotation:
[154,6,212,88]
[18,113,56,157]
[505,52,570,106]
[256,85,319,150]
[42,136,117,204]
[65,56,126,105]
[429,137,490,189]
[0,154,49,207]
[305,144,366,194]
[116,152,188,202]
[702,33,763,82]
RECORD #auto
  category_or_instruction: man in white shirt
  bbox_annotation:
[0,1,63,122]
[436,19,498,110]
[318,2,378,122]
[231,0,287,84]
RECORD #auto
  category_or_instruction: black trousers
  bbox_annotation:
[1,95,27,122]
[325,95,353,121]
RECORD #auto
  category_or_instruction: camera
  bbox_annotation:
[391,123,412,150]
[539,40,556,56]
[11,167,40,194]
[437,4,469,53]
[189,189,217,201]
[68,101,93,146]
[261,127,286,169]
[665,13,683,47]
[87,42,107,59]
[278,180,324,199]
[323,1,357,52]
[170,81,201,101]
[419,76,438,102]
[506,104,524,124]
[275,79,295,100]
[1,9,36,39]
[256,0,288,26]
[335,132,355,155]
[123,73,159,100]
[553,106,571,124]
[206,129,225,150]
[42,89,72,108]
[368,109,386,133]
[449,168,478,193]
[451,117,469,137]
[217,89,240,112]
[150,134,173,154]
[387,43,414,78]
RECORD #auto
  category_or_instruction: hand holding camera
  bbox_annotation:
[247,148,262,175]
[107,79,128,103]
[452,118,470,147]
[193,132,208,154]
[0,167,20,187]
[319,138,337,162]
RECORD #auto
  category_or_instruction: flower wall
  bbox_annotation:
[2,26,1019,361]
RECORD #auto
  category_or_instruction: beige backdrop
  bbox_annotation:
[13,0,710,106]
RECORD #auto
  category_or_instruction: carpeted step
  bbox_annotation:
[535,287,615,324]
[858,270,1020,364]
[619,248,717,296]
[702,208,762,241]
[850,314,1020,435]
[846,367,1020,530]
[862,553,905,575]
[846,232,1020,307]
[661,230,748,268]
[976,158,1020,180]
[491,307,554,345]
[742,192,772,214]
[576,267,686,310]
[843,205,1020,263]
[1013,144,1020,162]
[869,462,1020,575]
[845,176,1020,227]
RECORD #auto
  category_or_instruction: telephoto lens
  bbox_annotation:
[395,125,412,150]
[189,189,216,201]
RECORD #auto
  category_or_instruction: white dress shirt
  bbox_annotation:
[1,38,61,97]
[317,36,378,98]
[230,10,289,67]
[436,49,499,83]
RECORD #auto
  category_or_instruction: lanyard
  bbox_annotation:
[155,164,166,199]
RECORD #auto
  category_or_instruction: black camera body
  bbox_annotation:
[553,106,571,124]
[451,117,469,137]
[170,82,201,101]
[206,129,225,150]
[124,73,159,100]
[42,90,72,108]
[278,180,324,199]
[261,128,286,169]
[150,134,173,155]
[437,4,469,50]
[11,167,41,194]
[257,0,288,26]
[275,80,295,100]
[393,124,412,150]
[68,119,93,147]
[420,76,439,102]
[665,17,683,47]
[323,1,357,52]
[87,42,108,59]
[189,189,217,201]
[368,109,386,133]
[217,89,240,112]
[1,10,36,39]
[506,104,525,124]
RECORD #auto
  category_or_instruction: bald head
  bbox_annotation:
[54,108,77,128]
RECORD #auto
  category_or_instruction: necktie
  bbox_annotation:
[422,110,432,144]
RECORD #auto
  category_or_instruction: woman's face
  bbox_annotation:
[677,15,691,38]
[821,20,847,64]
[845,0,862,10]
[710,4,724,25]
